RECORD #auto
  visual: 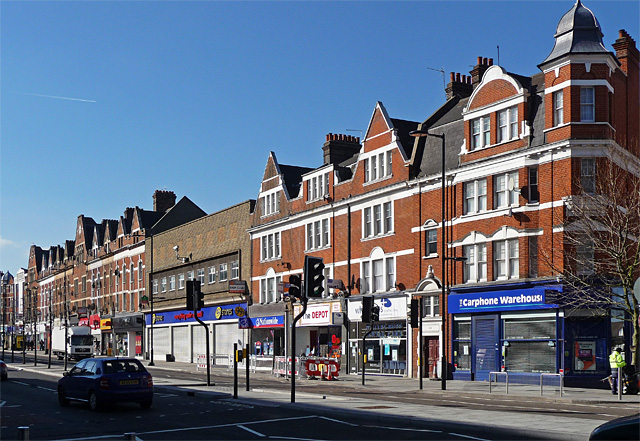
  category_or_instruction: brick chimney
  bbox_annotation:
[613,29,639,76]
[153,190,176,212]
[323,133,361,165]
[469,56,493,88]
[445,72,473,99]
[124,207,134,219]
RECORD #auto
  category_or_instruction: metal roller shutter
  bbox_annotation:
[474,318,497,372]
[173,326,190,362]
[192,325,209,363]
[215,322,244,360]
[153,327,171,358]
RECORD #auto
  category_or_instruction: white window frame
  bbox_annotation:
[208,266,216,284]
[493,238,519,280]
[471,116,490,150]
[360,250,396,294]
[463,243,487,283]
[426,229,438,256]
[553,90,564,126]
[464,179,487,214]
[580,87,595,122]
[498,106,518,143]
[306,172,331,202]
[260,270,282,304]
[153,279,158,295]
[187,270,194,281]
[363,151,392,183]
[362,202,393,239]
[169,275,175,291]
[260,232,281,261]
[219,263,228,282]
[161,277,167,293]
[178,273,185,289]
[581,158,596,195]
[231,260,239,280]
[494,172,519,209]
[261,191,280,216]
[138,261,143,283]
[197,268,205,285]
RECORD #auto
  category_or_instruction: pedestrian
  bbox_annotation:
[609,347,626,394]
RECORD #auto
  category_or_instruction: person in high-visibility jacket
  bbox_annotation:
[609,347,626,394]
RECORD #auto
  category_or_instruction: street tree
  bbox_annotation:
[543,149,640,368]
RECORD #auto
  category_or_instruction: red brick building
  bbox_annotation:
[249,1,639,385]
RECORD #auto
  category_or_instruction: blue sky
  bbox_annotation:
[1,0,638,275]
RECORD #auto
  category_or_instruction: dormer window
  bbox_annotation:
[364,151,392,183]
[471,116,490,150]
[497,107,518,143]
[306,172,330,202]
[261,191,280,217]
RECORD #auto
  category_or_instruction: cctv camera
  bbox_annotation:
[173,245,178,251]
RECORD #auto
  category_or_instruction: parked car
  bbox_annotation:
[0,360,7,381]
[589,413,640,440]
[57,357,153,411]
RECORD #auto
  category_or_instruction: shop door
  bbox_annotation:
[472,315,499,381]
[426,337,439,378]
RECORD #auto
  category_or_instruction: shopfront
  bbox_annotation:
[293,301,344,359]
[347,294,408,376]
[247,303,286,358]
[145,303,248,364]
[449,282,615,387]
[112,313,144,357]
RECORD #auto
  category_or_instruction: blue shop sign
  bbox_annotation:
[250,315,285,328]
[145,303,248,326]
[448,286,559,314]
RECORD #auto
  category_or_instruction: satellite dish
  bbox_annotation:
[507,178,515,192]
[633,277,640,302]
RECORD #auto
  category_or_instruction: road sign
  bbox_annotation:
[327,279,344,289]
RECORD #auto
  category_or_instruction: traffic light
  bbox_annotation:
[304,256,325,298]
[186,280,204,311]
[371,304,380,322]
[288,274,302,301]
[410,298,419,328]
[362,296,373,323]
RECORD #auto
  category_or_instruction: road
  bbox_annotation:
[2,369,540,441]
[1,352,638,440]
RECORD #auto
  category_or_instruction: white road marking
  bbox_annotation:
[13,381,29,386]
[318,416,359,426]
[238,425,265,437]
[37,386,56,392]
[0,401,5,407]
[450,433,491,441]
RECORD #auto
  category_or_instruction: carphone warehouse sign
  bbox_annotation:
[448,287,558,314]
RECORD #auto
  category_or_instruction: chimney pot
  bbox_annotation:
[483,57,488,65]
[477,56,482,65]
[488,58,493,66]
[461,74,467,83]
[450,72,455,81]
[455,73,460,82]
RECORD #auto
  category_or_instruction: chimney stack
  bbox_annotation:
[445,71,473,99]
[153,190,176,213]
[323,133,362,166]
[470,56,493,87]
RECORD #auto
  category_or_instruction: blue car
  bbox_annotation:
[58,357,153,411]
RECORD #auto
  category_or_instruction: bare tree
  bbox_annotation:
[542,149,640,367]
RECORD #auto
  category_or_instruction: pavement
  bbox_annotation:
[4,352,640,440]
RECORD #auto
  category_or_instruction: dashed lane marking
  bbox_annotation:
[450,433,491,441]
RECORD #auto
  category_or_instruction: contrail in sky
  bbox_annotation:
[19,92,97,103]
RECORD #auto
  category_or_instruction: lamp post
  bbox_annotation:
[22,285,26,364]
[148,234,155,366]
[48,288,53,368]
[33,287,38,367]
[11,281,16,362]
[1,271,5,360]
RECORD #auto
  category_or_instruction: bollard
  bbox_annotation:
[18,427,29,441]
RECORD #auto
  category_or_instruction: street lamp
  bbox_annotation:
[22,284,26,364]
[410,129,449,390]
[1,270,5,360]
[48,288,53,368]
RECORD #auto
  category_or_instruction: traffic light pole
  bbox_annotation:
[194,311,211,387]
[290,297,307,403]
[361,327,374,386]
